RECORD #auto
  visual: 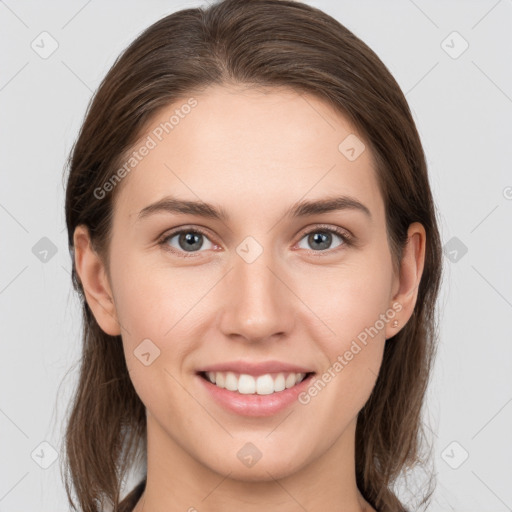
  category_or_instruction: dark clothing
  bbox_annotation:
[118,478,146,512]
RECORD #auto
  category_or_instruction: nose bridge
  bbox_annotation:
[219,237,293,342]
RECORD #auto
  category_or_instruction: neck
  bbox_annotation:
[133,415,375,512]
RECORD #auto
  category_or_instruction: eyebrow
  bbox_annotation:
[137,195,371,222]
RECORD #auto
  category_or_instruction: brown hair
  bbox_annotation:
[62,0,443,510]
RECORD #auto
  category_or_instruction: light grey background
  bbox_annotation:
[1,0,511,510]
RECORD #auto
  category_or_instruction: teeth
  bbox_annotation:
[205,371,308,395]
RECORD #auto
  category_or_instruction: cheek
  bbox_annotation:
[112,264,197,415]
[297,252,394,350]
[111,251,212,341]
[293,252,392,411]
[108,251,206,394]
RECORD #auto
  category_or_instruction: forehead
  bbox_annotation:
[113,84,385,225]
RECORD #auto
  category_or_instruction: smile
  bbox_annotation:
[199,371,313,395]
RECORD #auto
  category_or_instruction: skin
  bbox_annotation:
[74,84,426,512]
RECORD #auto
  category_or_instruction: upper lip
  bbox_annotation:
[196,360,315,376]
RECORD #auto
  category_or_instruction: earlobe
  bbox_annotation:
[385,222,426,339]
[73,225,122,336]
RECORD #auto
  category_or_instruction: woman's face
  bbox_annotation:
[77,84,423,483]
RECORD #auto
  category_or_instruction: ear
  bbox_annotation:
[385,222,426,340]
[73,225,122,336]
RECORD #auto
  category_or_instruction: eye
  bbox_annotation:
[159,227,216,257]
[158,224,353,258]
[296,226,352,253]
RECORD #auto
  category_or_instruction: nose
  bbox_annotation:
[218,243,296,344]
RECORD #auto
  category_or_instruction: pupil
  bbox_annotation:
[180,232,203,251]
[310,232,330,250]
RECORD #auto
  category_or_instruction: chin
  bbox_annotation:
[202,447,309,483]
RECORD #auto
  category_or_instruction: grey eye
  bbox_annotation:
[297,230,345,251]
[164,230,214,253]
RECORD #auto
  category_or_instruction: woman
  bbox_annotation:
[62,0,442,510]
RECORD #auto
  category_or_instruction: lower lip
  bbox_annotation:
[196,373,315,417]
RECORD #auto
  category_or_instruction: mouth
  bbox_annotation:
[197,370,316,395]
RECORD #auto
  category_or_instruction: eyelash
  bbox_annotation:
[157,224,354,259]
